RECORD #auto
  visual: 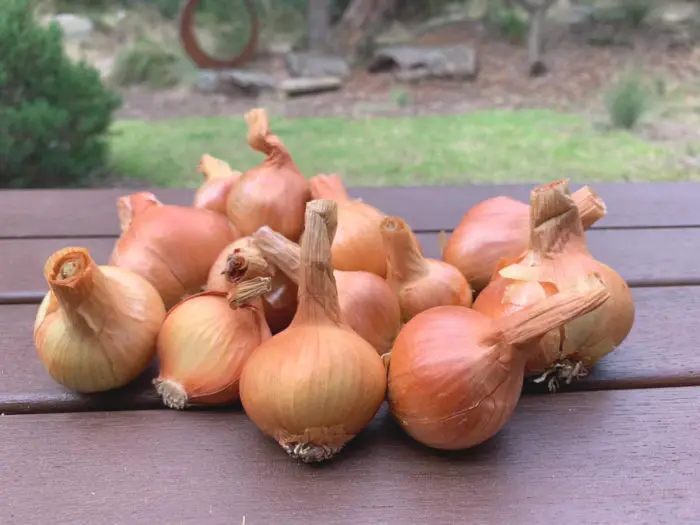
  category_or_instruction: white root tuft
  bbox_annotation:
[154,379,189,409]
[531,360,589,393]
[281,442,343,463]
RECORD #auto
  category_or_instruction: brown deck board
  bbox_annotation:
[2,182,699,238]
[2,286,697,414]
[1,388,698,524]
[0,227,697,301]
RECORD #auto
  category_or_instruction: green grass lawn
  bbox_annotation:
[109,109,696,188]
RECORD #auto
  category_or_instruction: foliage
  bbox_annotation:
[0,0,121,188]
[485,2,528,44]
[590,0,653,28]
[110,38,182,89]
[605,72,653,130]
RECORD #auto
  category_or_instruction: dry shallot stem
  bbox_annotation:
[571,186,606,230]
[229,277,273,309]
[198,153,240,181]
[309,173,351,201]
[116,192,161,232]
[246,108,293,166]
[223,244,272,284]
[495,275,610,346]
[297,200,341,325]
[529,180,588,256]
[381,217,426,283]
[252,226,301,285]
[46,248,103,324]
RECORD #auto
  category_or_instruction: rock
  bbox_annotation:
[195,69,278,96]
[649,1,699,25]
[374,21,413,47]
[368,45,478,82]
[195,71,220,94]
[277,76,342,97]
[285,52,351,79]
[47,14,94,40]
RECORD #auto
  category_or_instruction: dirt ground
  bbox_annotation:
[115,19,700,142]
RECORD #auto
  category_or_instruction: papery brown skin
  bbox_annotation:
[110,194,238,309]
[252,226,400,353]
[34,247,166,393]
[207,237,298,333]
[154,290,271,408]
[193,154,241,215]
[240,200,387,462]
[334,270,400,354]
[381,216,472,323]
[472,180,634,381]
[443,186,607,292]
[388,277,610,450]
[226,108,310,241]
[389,306,525,450]
[309,174,388,277]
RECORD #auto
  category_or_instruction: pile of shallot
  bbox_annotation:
[32,108,635,463]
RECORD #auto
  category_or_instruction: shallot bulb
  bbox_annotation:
[206,237,297,333]
[388,275,610,450]
[253,225,401,354]
[225,108,310,241]
[443,185,607,292]
[110,192,238,309]
[34,247,166,393]
[308,174,388,276]
[154,279,272,409]
[381,216,472,322]
[240,200,387,463]
[472,180,635,391]
[193,153,241,215]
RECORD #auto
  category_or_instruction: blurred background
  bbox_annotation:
[2,0,700,189]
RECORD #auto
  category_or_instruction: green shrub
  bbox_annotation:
[0,0,121,188]
[110,39,182,89]
[485,4,528,44]
[605,73,652,130]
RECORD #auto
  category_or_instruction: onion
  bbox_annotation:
[387,275,610,450]
[226,108,310,241]
[472,179,635,391]
[308,173,388,276]
[110,192,239,309]
[154,279,272,409]
[380,216,472,322]
[239,200,387,463]
[34,247,166,393]
[252,225,400,354]
[443,185,607,292]
[193,153,241,215]
[206,237,297,333]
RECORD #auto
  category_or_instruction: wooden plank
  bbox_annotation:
[2,182,699,238]
[1,227,699,301]
[2,287,699,414]
[1,388,698,524]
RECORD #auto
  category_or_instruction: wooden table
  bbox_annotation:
[2,183,699,524]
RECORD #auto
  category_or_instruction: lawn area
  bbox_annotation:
[109,109,695,188]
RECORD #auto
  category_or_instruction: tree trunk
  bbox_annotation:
[307,0,331,52]
[513,0,556,76]
[332,0,397,61]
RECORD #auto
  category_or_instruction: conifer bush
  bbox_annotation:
[0,0,121,188]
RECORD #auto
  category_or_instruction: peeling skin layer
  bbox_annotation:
[281,442,343,463]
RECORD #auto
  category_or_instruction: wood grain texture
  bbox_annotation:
[2,182,698,238]
[3,287,699,414]
[1,388,698,524]
[1,227,698,300]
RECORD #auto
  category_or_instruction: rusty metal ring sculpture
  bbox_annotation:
[179,0,260,69]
